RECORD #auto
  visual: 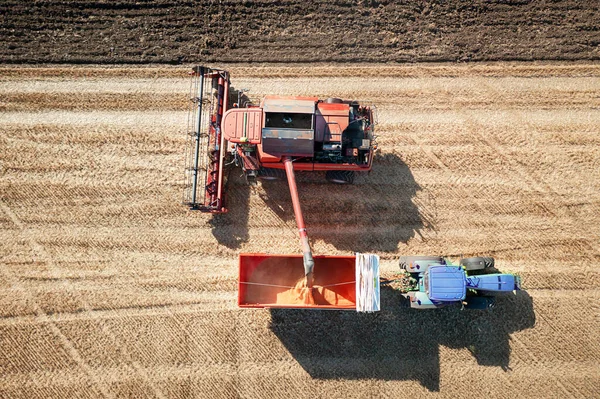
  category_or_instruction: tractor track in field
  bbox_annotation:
[1,64,599,397]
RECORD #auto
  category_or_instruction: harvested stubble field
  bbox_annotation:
[1,63,600,398]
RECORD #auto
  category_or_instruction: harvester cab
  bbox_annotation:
[184,66,380,311]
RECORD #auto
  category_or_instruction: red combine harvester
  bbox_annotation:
[184,66,380,311]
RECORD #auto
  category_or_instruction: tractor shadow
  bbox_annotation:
[269,289,535,391]
[258,152,432,252]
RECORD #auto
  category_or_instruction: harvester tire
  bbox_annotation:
[258,167,285,181]
[325,97,344,104]
[460,256,495,271]
[326,170,355,184]
[399,256,444,272]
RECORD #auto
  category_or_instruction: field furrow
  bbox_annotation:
[1,64,599,398]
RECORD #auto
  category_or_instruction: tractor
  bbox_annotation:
[398,256,521,309]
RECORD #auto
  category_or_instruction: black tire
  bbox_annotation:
[258,167,285,181]
[325,97,344,104]
[399,256,444,272]
[326,170,355,184]
[460,256,495,271]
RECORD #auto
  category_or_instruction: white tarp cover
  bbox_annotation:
[355,253,380,312]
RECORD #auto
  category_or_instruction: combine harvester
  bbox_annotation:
[183,66,520,312]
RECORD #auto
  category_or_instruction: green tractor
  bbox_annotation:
[397,256,521,310]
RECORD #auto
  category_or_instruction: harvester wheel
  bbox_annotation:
[325,97,344,104]
[399,256,444,272]
[258,167,285,181]
[460,256,495,271]
[326,170,355,184]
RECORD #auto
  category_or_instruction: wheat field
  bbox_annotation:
[1,63,599,398]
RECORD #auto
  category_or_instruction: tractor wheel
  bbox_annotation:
[399,256,444,272]
[459,256,495,271]
[326,170,355,184]
[258,167,285,181]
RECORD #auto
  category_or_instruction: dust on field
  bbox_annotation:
[1,64,599,398]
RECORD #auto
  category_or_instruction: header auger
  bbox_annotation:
[183,66,230,213]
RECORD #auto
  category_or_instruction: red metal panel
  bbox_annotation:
[222,108,262,144]
[317,102,349,112]
[238,254,357,309]
[315,103,349,142]
[257,143,282,163]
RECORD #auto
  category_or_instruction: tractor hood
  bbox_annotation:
[426,266,466,302]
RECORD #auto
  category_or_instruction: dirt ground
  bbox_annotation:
[1,1,600,64]
[1,63,600,397]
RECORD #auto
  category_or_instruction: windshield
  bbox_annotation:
[265,112,312,129]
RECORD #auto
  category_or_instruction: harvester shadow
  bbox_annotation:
[259,153,431,252]
[209,169,251,249]
[269,290,535,391]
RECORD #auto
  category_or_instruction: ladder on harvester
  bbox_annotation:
[183,66,230,213]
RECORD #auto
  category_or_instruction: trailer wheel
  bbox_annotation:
[399,256,444,272]
[459,256,495,271]
[258,167,285,181]
[326,170,355,184]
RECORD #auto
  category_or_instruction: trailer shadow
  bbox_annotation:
[269,289,535,391]
[258,153,431,252]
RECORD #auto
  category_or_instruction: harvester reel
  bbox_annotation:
[326,170,355,184]
[460,256,495,271]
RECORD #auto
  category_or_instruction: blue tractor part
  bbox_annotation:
[466,273,521,292]
[399,256,521,310]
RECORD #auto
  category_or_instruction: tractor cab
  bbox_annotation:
[424,266,467,303]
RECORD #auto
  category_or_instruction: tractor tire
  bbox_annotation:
[258,167,285,181]
[326,170,355,184]
[460,256,495,271]
[399,256,444,272]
